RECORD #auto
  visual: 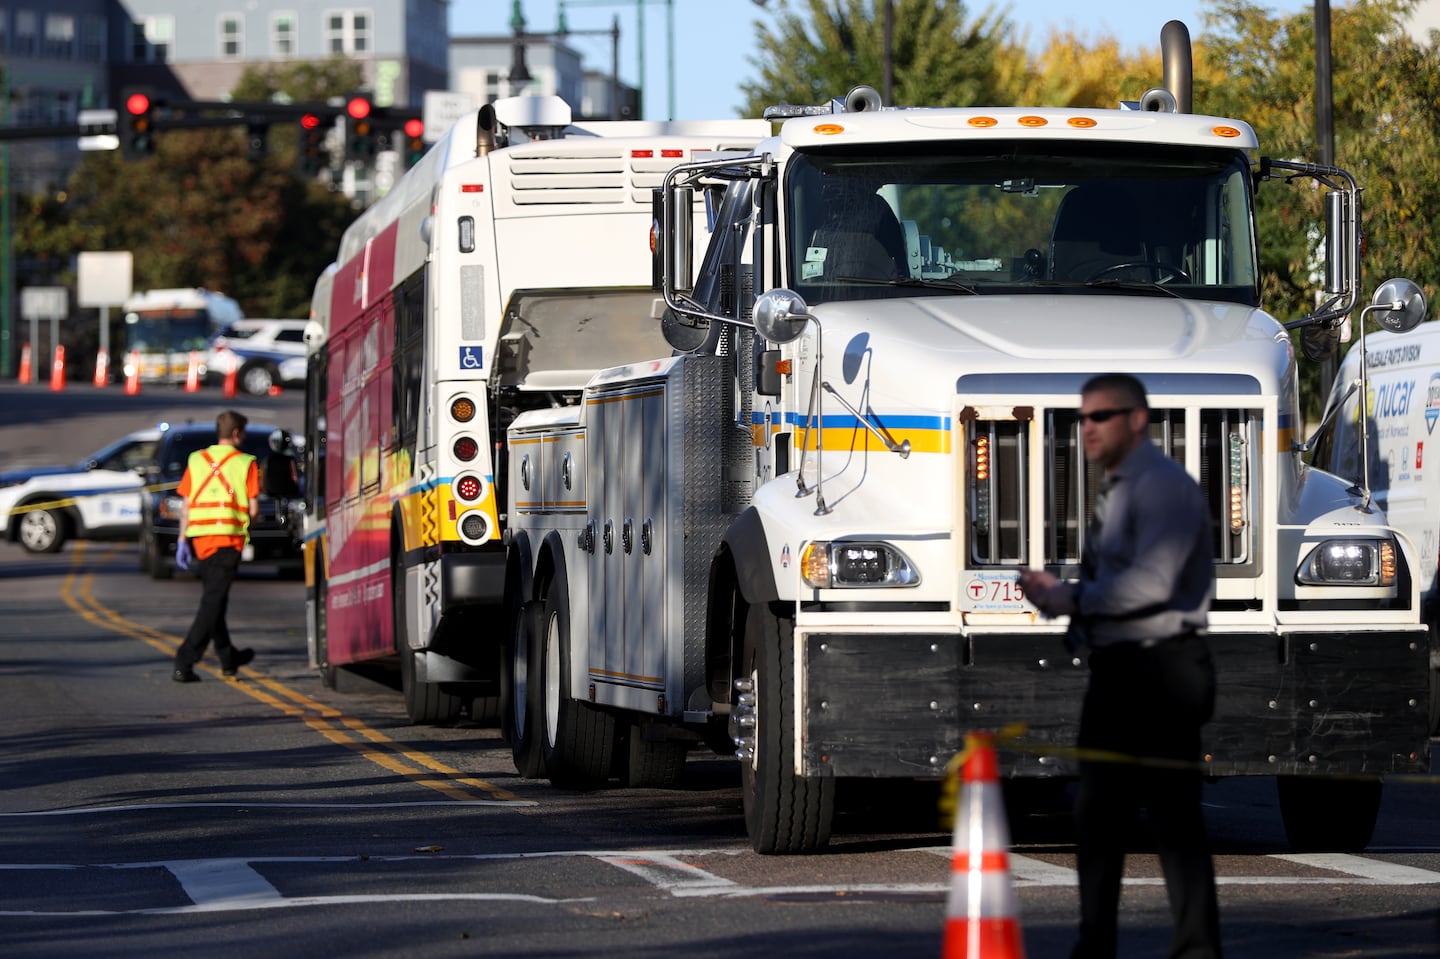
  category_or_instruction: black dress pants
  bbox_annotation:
[1071,635,1222,959]
[175,546,243,670]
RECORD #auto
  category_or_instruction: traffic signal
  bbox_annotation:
[345,95,375,160]
[121,88,155,160]
[296,113,329,177]
[401,117,426,169]
[246,120,269,161]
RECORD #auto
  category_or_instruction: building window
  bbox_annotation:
[80,16,104,61]
[325,10,371,55]
[44,14,75,58]
[272,13,296,57]
[219,14,243,58]
[131,16,174,63]
[15,11,36,55]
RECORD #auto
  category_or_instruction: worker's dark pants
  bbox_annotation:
[1071,635,1223,959]
[175,546,243,671]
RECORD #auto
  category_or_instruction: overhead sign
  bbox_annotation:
[423,91,477,144]
[77,109,119,152]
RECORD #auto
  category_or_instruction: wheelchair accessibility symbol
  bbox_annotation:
[459,346,483,370]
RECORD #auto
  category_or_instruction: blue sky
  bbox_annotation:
[453,1,1311,121]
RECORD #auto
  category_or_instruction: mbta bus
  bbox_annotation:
[301,95,767,722]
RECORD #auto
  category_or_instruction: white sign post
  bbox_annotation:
[77,252,134,376]
[20,287,68,382]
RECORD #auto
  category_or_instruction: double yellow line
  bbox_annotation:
[58,543,530,807]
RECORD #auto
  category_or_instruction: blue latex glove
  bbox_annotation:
[175,538,194,571]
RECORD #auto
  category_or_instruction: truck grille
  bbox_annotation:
[966,407,1254,568]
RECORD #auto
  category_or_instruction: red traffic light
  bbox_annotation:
[300,113,322,130]
[346,97,372,120]
[125,92,152,116]
[403,118,424,139]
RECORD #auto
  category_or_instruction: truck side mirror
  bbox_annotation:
[1370,278,1427,333]
[753,289,813,344]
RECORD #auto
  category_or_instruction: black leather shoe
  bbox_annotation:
[172,668,200,683]
[223,648,255,677]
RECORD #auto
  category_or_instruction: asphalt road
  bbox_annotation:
[0,380,1437,957]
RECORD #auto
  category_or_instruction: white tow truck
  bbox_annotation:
[503,22,1433,853]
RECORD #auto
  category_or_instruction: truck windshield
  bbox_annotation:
[785,142,1259,306]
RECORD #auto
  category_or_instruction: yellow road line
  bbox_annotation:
[59,544,526,806]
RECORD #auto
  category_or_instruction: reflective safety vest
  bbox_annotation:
[184,446,256,539]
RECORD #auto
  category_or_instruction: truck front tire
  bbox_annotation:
[741,603,834,854]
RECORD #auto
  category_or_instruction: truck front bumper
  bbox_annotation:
[800,629,1432,779]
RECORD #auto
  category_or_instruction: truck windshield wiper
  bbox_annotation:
[1077,278,1183,299]
[833,274,979,295]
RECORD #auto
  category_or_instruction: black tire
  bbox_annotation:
[17,505,66,553]
[138,526,152,573]
[504,596,547,778]
[149,532,173,580]
[469,694,500,726]
[621,723,689,789]
[539,564,616,789]
[741,603,834,854]
[1276,776,1382,852]
[395,559,463,724]
[240,362,277,396]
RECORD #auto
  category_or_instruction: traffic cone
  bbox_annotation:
[124,350,141,395]
[941,733,1025,959]
[94,347,110,387]
[17,343,31,384]
[221,349,238,398]
[184,351,201,392]
[49,345,66,392]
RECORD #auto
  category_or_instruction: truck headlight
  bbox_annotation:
[800,541,919,589]
[157,494,186,521]
[1296,539,1397,587]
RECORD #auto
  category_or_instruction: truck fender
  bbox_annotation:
[703,508,779,706]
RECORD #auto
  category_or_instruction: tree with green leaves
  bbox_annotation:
[739,0,1010,115]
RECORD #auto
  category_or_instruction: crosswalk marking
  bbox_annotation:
[0,846,1436,916]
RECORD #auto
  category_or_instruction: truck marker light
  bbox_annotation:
[968,117,998,128]
[456,474,482,502]
[453,436,479,462]
[450,397,476,423]
[1068,117,1097,128]
[631,149,654,158]
[813,123,845,135]
[1380,541,1397,583]
[1018,116,1048,127]
[461,184,484,193]
[661,149,683,158]
[801,543,831,588]
[1212,126,1242,138]
[775,359,792,376]
[1229,433,1247,531]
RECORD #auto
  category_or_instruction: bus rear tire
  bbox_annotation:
[395,560,463,724]
[539,564,616,789]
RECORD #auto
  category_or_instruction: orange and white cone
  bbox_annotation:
[941,733,1025,959]
[18,342,32,384]
[221,349,238,398]
[124,350,141,395]
[49,345,67,392]
[184,350,201,392]
[94,347,110,387]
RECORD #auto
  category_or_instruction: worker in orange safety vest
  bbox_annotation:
[172,410,261,683]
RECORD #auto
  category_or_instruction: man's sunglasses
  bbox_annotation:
[1076,407,1134,425]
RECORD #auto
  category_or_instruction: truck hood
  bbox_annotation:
[809,294,1287,398]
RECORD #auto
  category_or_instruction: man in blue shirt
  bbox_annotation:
[1020,373,1222,959]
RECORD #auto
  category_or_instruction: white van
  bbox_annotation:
[1313,322,1440,733]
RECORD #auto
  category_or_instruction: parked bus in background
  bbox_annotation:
[300,95,768,723]
[122,288,243,385]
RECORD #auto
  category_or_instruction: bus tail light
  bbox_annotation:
[450,396,476,423]
[454,473,484,503]
[452,436,479,462]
